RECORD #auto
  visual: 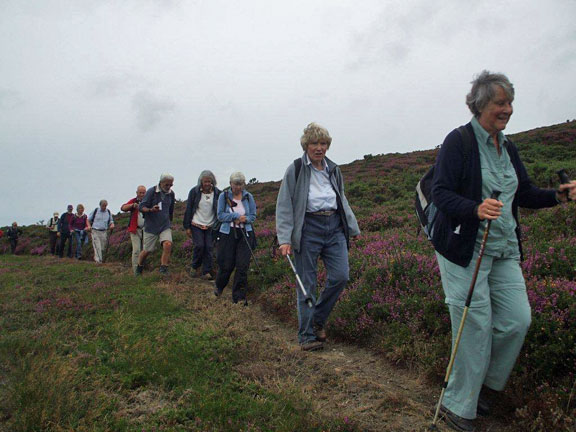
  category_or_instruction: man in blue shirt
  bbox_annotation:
[137,173,175,275]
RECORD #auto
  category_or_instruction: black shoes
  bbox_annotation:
[440,405,475,432]
[159,265,169,275]
[135,265,143,276]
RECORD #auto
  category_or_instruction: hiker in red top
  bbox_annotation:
[121,185,147,274]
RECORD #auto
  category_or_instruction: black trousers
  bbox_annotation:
[10,239,17,254]
[49,231,59,255]
[215,228,252,302]
[58,232,72,258]
[191,225,214,274]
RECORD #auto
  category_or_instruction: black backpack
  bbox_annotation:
[415,126,472,240]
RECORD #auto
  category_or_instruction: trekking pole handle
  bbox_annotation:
[286,254,313,308]
[557,169,572,202]
[490,190,501,200]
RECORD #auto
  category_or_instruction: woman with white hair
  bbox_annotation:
[183,170,221,280]
[431,71,576,431]
[276,122,360,352]
[214,172,257,304]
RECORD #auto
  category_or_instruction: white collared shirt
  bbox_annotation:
[305,154,337,212]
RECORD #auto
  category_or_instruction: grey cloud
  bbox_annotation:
[131,91,176,131]
[87,74,145,98]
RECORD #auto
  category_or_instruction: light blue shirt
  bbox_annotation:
[471,117,519,258]
[89,208,114,231]
[305,154,337,212]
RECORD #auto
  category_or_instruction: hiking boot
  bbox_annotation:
[214,286,222,297]
[159,265,169,275]
[191,267,202,278]
[440,405,475,432]
[477,395,490,417]
[201,272,214,281]
[135,265,143,276]
[477,386,494,417]
[314,323,327,342]
[300,341,324,352]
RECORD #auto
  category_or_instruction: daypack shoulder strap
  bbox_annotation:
[456,125,473,183]
[293,158,303,182]
[90,208,98,224]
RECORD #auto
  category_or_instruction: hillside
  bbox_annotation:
[2,120,576,430]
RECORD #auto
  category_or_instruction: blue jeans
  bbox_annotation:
[294,213,349,344]
[72,230,87,258]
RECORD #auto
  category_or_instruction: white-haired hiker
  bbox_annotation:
[137,173,176,275]
[214,172,257,304]
[276,122,360,352]
[431,71,576,432]
[88,200,114,263]
[183,170,221,280]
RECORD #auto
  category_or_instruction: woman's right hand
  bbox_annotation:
[477,198,503,220]
[279,243,291,256]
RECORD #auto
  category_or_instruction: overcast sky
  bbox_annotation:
[1,0,575,227]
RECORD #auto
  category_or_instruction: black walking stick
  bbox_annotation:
[286,254,314,308]
[430,190,501,430]
[240,227,262,273]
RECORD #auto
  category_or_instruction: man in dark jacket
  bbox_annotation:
[57,205,75,258]
[183,170,221,279]
[6,222,23,254]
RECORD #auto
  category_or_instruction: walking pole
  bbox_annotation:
[286,254,314,308]
[240,226,262,273]
[430,190,501,430]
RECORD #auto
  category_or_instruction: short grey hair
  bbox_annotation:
[300,122,332,151]
[229,171,246,184]
[466,70,515,117]
[159,173,174,183]
[197,170,217,187]
[99,200,108,206]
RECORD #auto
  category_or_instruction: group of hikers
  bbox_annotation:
[46,201,115,262]
[3,70,576,431]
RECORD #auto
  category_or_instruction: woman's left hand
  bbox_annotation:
[557,180,576,202]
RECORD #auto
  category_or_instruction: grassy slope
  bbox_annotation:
[0,255,354,432]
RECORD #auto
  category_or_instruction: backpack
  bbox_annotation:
[415,126,472,240]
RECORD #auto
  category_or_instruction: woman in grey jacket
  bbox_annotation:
[276,122,360,351]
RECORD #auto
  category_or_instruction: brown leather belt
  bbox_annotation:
[306,210,336,216]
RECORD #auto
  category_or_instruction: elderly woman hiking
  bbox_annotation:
[276,122,360,352]
[214,172,257,304]
[430,71,576,432]
[183,170,221,280]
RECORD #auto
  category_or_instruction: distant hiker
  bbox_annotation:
[70,204,90,259]
[136,174,176,276]
[88,200,114,264]
[46,212,60,255]
[6,222,23,254]
[276,122,360,352]
[183,170,221,280]
[213,172,257,304]
[57,205,75,258]
[430,70,576,432]
[121,185,147,274]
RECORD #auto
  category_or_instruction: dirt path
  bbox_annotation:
[158,270,512,432]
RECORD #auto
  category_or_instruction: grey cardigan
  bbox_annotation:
[276,153,360,252]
